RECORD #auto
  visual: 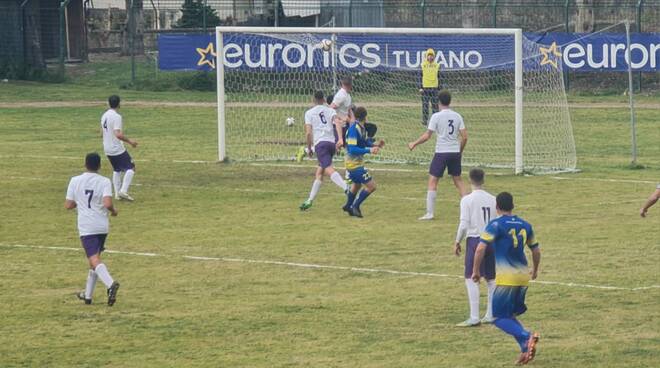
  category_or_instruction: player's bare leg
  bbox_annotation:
[452,175,468,197]
[420,175,439,220]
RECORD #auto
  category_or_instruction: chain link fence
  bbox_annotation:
[1,0,659,91]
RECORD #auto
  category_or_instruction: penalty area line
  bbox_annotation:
[1,243,657,292]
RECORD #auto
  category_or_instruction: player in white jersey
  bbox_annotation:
[330,76,355,149]
[454,168,497,327]
[102,95,138,201]
[65,153,120,306]
[408,90,468,220]
[640,183,660,217]
[299,91,349,211]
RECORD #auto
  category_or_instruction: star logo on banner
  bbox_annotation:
[196,42,217,69]
[539,41,562,69]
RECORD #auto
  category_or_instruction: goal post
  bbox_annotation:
[215,26,576,174]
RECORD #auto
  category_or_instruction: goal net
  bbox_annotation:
[215,27,576,174]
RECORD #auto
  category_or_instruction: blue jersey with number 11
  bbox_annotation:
[480,215,538,287]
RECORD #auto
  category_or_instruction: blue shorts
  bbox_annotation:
[80,234,107,258]
[107,151,135,172]
[493,285,528,318]
[347,167,372,184]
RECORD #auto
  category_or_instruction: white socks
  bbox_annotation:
[465,278,481,321]
[120,169,134,194]
[426,190,437,216]
[112,172,122,196]
[308,179,322,201]
[85,269,97,299]
[94,263,114,288]
[330,171,348,191]
[486,280,496,319]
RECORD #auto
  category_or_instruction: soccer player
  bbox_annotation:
[102,95,138,201]
[299,90,349,211]
[419,48,441,126]
[65,152,120,306]
[454,168,496,327]
[408,90,468,220]
[472,192,541,365]
[330,76,355,148]
[640,184,660,217]
[343,106,384,218]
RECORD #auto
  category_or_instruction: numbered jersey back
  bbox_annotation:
[460,189,497,238]
[304,105,337,146]
[427,108,465,153]
[101,109,126,156]
[66,172,113,236]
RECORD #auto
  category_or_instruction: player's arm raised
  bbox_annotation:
[408,130,433,151]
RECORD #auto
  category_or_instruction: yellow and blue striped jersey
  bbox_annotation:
[344,122,373,171]
[480,215,538,286]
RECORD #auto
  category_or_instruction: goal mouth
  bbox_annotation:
[215,27,576,175]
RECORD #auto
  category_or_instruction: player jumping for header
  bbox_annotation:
[343,106,384,218]
[331,76,355,149]
[408,90,468,220]
[299,91,349,211]
[65,153,120,306]
[101,95,138,201]
[472,192,541,365]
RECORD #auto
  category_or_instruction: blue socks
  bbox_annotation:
[345,191,357,208]
[352,190,371,209]
[494,318,531,352]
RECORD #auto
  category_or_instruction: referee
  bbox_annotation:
[419,48,441,126]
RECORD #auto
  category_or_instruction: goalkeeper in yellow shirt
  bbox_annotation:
[419,48,441,126]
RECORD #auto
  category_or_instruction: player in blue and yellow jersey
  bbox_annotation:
[342,106,384,218]
[472,192,541,365]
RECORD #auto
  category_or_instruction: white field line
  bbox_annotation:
[1,243,657,292]
[551,176,656,185]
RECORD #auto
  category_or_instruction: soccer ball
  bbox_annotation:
[320,39,333,51]
[286,117,295,127]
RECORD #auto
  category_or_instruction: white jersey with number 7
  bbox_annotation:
[66,172,113,236]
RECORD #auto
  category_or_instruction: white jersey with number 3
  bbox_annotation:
[458,189,496,239]
[331,88,352,118]
[101,109,126,156]
[66,172,113,236]
[305,105,337,146]
[427,108,465,153]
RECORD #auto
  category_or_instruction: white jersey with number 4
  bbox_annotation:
[457,189,496,240]
[66,172,113,236]
[101,109,126,156]
[331,88,352,119]
[305,105,337,146]
[427,108,465,153]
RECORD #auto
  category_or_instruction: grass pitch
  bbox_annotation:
[0,79,659,367]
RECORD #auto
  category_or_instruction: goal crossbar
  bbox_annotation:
[215,27,527,173]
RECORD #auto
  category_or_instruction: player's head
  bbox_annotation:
[108,95,121,109]
[469,168,485,186]
[496,192,515,213]
[85,152,101,172]
[326,93,334,105]
[341,76,353,91]
[313,90,325,104]
[354,106,367,122]
[426,48,435,62]
[438,90,451,106]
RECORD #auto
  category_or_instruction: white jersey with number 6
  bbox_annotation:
[101,109,126,156]
[457,189,496,241]
[66,172,113,236]
[305,105,337,146]
[427,108,465,153]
